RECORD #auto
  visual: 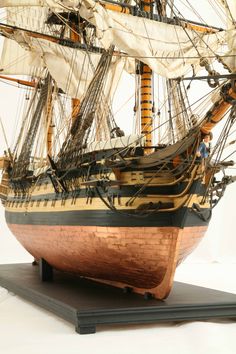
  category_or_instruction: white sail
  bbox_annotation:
[75,0,227,78]
[0,0,75,11]
[1,30,101,97]
[218,0,236,72]
[1,2,135,98]
[0,0,80,6]
[0,37,44,76]
[1,30,134,98]
[4,6,50,32]
[1,0,229,79]
[0,5,95,96]
[0,6,53,78]
[85,134,145,153]
[1,0,61,7]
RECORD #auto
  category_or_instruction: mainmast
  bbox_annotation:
[140,0,155,153]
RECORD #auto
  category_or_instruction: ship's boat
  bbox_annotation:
[0,0,236,299]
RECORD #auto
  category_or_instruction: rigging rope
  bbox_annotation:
[12,73,51,179]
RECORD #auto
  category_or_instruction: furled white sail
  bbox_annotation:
[1,0,229,79]
[1,30,101,97]
[0,29,134,98]
[1,0,229,97]
[0,5,96,97]
[0,6,53,78]
[85,134,145,153]
[76,0,227,78]
[0,5,91,94]
[1,2,134,98]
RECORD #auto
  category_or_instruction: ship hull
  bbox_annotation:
[6,205,209,299]
[3,157,211,299]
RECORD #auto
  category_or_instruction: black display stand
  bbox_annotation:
[0,263,236,334]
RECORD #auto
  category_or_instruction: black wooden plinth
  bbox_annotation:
[39,258,53,282]
[0,263,236,334]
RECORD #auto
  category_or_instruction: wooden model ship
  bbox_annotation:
[0,0,236,299]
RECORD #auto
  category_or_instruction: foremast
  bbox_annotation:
[69,17,81,124]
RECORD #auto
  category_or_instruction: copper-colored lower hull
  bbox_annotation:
[8,223,207,299]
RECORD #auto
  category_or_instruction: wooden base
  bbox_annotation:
[0,263,236,334]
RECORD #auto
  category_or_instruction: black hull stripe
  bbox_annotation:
[7,180,207,202]
[5,207,211,228]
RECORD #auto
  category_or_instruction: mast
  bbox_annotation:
[70,17,81,123]
[140,0,154,153]
[44,83,54,157]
